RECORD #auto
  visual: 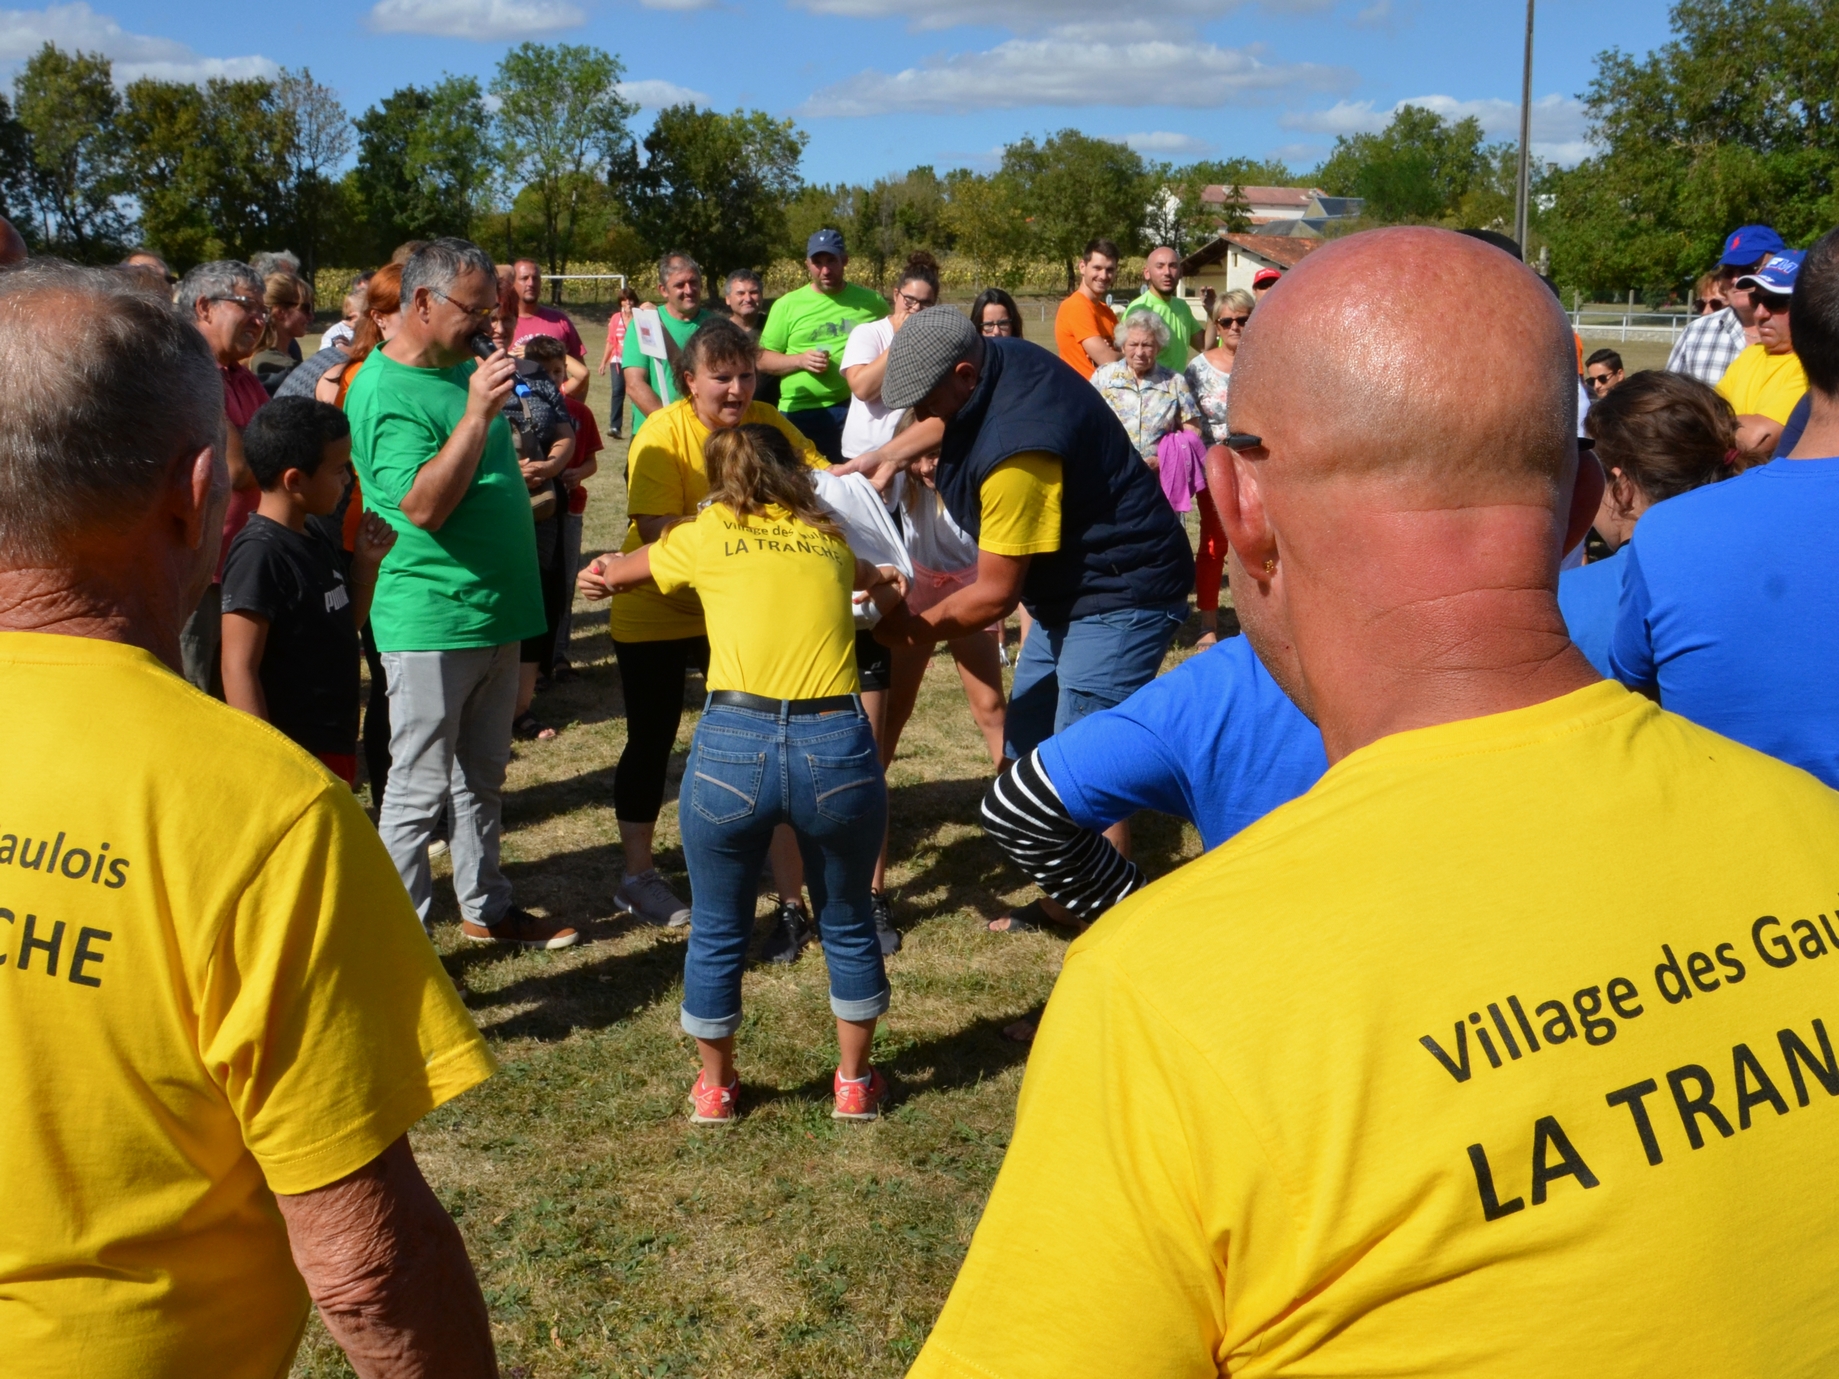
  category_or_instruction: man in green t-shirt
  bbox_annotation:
[346,236,576,951]
[758,228,888,463]
[621,252,719,416]
[1128,245,1212,372]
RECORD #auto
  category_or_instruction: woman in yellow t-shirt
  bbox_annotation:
[606,319,822,930]
[581,425,906,1124]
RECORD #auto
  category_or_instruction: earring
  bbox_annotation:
[1263,556,1276,575]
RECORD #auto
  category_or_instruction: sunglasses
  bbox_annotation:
[1224,433,1596,452]
[1587,373,1616,388]
[1753,291,1792,312]
[209,294,267,316]
[1217,315,1250,328]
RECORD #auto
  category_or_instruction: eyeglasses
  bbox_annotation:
[980,317,1015,336]
[1217,315,1249,328]
[428,286,497,322]
[209,294,266,316]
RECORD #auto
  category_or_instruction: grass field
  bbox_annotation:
[288,320,1210,1377]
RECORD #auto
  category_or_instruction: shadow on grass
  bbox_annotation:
[739,1012,1037,1114]
[460,935,688,1043]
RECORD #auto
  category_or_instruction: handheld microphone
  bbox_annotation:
[471,334,532,397]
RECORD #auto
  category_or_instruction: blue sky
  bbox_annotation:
[0,0,1675,184]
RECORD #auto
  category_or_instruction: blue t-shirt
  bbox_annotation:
[1775,393,1812,458]
[1037,634,1327,849]
[1608,457,1839,786]
[1557,546,1626,678]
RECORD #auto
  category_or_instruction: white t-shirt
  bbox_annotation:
[839,318,899,459]
[891,473,980,574]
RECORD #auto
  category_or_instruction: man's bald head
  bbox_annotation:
[1231,227,1576,502]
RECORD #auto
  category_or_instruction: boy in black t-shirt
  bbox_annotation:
[221,397,395,785]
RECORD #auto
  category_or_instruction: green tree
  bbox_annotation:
[624,104,806,279]
[492,42,636,277]
[12,44,129,259]
[999,130,1152,290]
[846,166,952,288]
[941,170,1031,289]
[354,77,494,262]
[274,68,351,280]
[1312,105,1497,223]
[0,93,32,239]
[1155,157,1297,254]
[1546,0,1839,297]
[119,77,292,269]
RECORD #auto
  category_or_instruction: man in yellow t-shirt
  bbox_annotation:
[911,229,1839,1378]
[1717,250,1808,456]
[0,263,499,1377]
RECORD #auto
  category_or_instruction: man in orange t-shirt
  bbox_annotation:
[1054,237,1123,380]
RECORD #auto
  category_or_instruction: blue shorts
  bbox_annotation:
[1005,602,1188,761]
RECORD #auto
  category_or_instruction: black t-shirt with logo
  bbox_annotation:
[220,514,360,755]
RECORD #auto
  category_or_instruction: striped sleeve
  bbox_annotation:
[981,750,1146,922]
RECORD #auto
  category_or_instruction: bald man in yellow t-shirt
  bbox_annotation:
[912,230,1839,1378]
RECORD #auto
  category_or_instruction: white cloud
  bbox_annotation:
[618,78,709,107]
[799,29,1354,117]
[366,0,583,40]
[1120,130,1213,156]
[0,3,273,81]
[1281,92,1591,165]
[794,0,1331,31]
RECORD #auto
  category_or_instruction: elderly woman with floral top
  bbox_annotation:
[1090,308,1202,469]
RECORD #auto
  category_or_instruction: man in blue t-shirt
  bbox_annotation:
[981,635,1326,929]
[1609,225,1839,788]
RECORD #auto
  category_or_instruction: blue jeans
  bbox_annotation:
[678,701,889,1039]
[784,403,849,465]
[1006,602,1189,760]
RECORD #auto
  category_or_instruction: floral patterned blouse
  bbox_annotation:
[1183,352,1234,445]
[1090,360,1201,460]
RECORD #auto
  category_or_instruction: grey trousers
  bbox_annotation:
[553,511,584,666]
[378,642,520,926]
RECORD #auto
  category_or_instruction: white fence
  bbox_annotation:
[1568,310,1692,345]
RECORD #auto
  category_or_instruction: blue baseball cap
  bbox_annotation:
[1721,224,1786,267]
[1736,250,1803,295]
[806,228,846,259]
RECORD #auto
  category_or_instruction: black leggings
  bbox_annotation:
[613,635,710,823]
[361,621,390,803]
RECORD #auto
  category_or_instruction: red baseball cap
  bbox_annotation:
[1252,267,1282,288]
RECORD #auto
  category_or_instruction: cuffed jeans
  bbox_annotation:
[1005,601,1189,760]
[679,700,889,1039]
[378,643,520,926]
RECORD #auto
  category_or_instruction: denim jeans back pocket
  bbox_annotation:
[806,744,881,824]
[691,745,766,825]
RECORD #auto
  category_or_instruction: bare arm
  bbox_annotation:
[225,422,257,492]
[577,546,655,600]
[400,352,518,532]
[876,550,1029,646]
[623,365,664,418]
[833,415,946,478]
[759,348,830,377]
[844,348,891,401]
[275,1135,497,1379]
[560,354,590,399]
[1081,336,1122,368]
[349,513,397,628]
[221,610,270,720]
[519,423,575,486]
[1733,413,1783,457]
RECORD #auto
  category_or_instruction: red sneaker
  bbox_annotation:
[689,1071,739,1125]
[832,1067,888,1121]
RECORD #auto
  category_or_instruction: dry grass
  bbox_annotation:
[289,321,1211,1377]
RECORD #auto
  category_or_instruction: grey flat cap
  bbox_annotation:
[881,306,981,411]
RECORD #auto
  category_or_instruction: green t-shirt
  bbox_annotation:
[346,349,545,652]
[1126,289,1201,371]
[758,283,889,412]
[620,307,718,407]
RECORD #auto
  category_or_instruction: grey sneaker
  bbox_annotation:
[616,868,691,927]
[758,899,809,965]
[872,890,901,956]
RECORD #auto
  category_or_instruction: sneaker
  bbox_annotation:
[615,868,691,927]
[871,889,901,956]
[833,1067,888,1121]
[758,898,809,965]
[461,905,581,949]
[689,1070,739,1125]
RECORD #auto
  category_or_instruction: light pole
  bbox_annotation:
[1514,0,1535,253]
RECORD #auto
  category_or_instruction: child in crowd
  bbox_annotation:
[523,335,601,680]
[579,424,906,1125]
[221,397,396,785]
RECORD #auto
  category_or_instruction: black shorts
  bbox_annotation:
[855,628,892,692]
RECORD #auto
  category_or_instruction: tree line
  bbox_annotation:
[0,1,1813,302]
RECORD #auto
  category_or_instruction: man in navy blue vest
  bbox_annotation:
[874,307,1194,930]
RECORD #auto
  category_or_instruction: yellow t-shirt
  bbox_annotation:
[977,451,1063,556]
[610,398,824,643]
[913,682,1839,1378]
[1716,343,1808,424]
[0,631,495,1379]
[648,502,858,699]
